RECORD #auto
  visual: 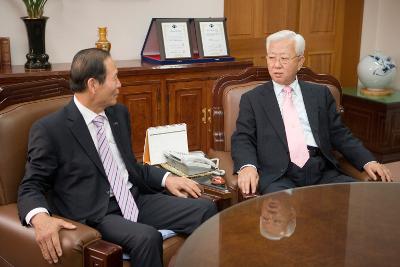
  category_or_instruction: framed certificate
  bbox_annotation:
[194,18,230,58]
[141,18,234,64]
[156,19,193,60]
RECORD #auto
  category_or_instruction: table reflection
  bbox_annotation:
[175,183,400,267]
[259,191,296,240]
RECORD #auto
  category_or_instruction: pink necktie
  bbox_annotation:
[93,115,139,222]
[282,86,309,168]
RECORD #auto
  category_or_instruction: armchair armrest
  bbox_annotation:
[0,203,122,267]
[207,149,237,191]
[333,151,372,181]
[208,149,260,203]
[238,189,259,202]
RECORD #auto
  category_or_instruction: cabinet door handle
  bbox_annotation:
[207,108,212,123]
[202,108,207,124]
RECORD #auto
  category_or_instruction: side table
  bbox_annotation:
[342,88,400,163]
[192,175,233,211]
[158,163,233,211]
[200,186,233,211]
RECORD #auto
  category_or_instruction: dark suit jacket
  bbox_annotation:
[18,100,166,225]
[231,81,375,193]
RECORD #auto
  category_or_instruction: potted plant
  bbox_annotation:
[21,0,51,69]
[23,0,48,18]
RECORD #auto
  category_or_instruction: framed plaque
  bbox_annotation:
[194,18,230,58]
[156,18,193,60]
[141,18,234,65]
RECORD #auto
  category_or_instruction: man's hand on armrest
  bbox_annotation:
[31,212,77,264]
[165,175,202,198]
[363,161,393,182]
[238,166,259,194]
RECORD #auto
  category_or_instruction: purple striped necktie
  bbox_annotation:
[92,115,139,222]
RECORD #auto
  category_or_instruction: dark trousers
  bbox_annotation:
[93,191,217,267]
[262,150,357,194]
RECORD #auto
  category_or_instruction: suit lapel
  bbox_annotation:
[65,101,107,178]
[299,81,321,147]
[260,82,288,148]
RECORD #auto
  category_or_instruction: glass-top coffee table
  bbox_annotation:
[175,182,400,267]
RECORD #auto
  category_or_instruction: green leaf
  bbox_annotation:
[22,0,47,18]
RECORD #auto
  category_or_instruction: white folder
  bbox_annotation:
[143,123,189,165]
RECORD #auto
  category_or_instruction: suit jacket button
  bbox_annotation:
[105,190,110,195]
[281,168,285,173]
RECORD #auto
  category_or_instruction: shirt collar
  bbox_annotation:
[73,95,107,126]
[272,77,300,96]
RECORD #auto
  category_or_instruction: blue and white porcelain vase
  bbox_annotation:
[357,52,396,90]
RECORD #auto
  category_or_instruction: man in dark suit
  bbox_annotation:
[231,30,392,195]
[18,48,217,267]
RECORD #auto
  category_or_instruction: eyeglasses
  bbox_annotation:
[267,55,300,65]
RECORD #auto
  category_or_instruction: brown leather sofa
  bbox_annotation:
[0,79,184,267]
[208,66,371,203]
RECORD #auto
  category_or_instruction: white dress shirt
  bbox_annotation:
[272,78,317,147]
[75,95,134,197]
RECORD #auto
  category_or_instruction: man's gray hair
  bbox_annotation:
[266,30,305,56]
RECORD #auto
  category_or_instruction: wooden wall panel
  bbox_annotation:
[263,0,289,34]
[263,0,299,34]
[228,38,267,66]
[340,0,364,87]
[310,0,335,32]
[307,52,334,74]
[299,0,344,79]
[225,0,255,38]
[225,0,363,86]
[225,0,300,67]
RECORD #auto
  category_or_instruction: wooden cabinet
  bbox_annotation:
[117,81,160,157]
[342,88,400,163]
[0,60,252,160]
[224,0,364,87]
[167,80,208,151]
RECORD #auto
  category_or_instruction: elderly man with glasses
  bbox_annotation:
[231,30,392,195]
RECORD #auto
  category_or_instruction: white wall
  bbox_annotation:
[0,0,224,65]
[360,0,400,90]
